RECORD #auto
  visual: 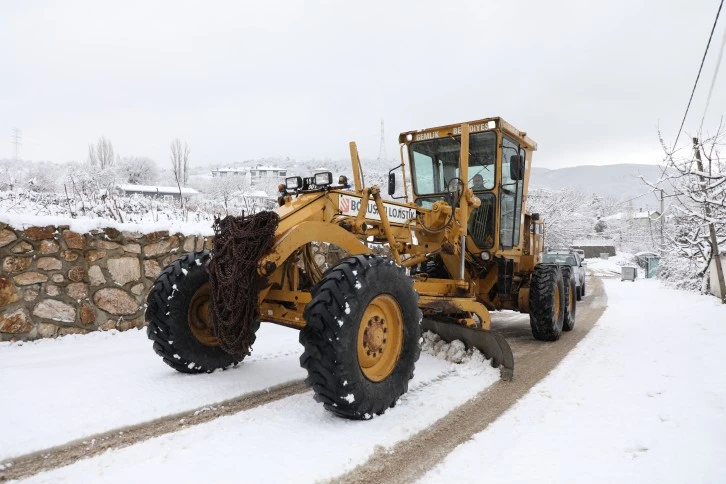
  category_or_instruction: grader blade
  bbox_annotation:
[421,319,514,381]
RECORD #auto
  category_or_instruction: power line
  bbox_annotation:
[699,18,726,133]
[615,190,652,205]
[672,0,724,150]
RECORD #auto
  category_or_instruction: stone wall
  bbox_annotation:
[0,222,212,341]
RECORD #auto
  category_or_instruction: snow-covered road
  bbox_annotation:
[3,275,725,483]
[1,320,501,482]
[422,278,726,484]
[0,323,304,460]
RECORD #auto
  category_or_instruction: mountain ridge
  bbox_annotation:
[529,163,668,210]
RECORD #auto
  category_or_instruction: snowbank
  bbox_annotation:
[0,212,215,236]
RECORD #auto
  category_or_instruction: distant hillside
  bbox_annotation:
[530,164,669,210]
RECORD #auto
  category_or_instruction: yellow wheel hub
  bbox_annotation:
[554,284,561,318]
[357,294,404,382]
[188,283,219,347]
[569,284,574,312]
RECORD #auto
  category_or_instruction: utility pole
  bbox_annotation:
[694,137,725,303]
[659,189,664,247]
[11,128,22,161]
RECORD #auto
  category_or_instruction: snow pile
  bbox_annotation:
[420,331,488,368]
[657,251,702,292]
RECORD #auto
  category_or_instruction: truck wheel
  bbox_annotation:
[300,254,421,420]
[581,281,586,297]
[146,251,251,373]
[560,266,576,331]
[529,264,565,341]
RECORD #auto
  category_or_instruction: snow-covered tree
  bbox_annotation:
[116,156,159,185]
[210,175,250,215]
[527,188,593,249]
[26,163,63,193]
[645,124,726,297]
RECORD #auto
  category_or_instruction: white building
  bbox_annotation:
[211,167,248,178]
[249,165,287,185]
[602,209,661,229]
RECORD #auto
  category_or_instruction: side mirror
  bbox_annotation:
[388,172,396,196]
[509,155,525,181]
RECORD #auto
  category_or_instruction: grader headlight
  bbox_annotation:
[286,176,302,191]
[314,171,333,186]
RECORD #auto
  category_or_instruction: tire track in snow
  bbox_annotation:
[334,275,608,484]
[246,347,301,362]
[0,380,309,482]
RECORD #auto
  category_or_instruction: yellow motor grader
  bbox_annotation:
[146,117,576,420]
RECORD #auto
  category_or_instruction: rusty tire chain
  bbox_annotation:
[208,211,279,357]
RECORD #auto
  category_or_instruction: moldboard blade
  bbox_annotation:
[421,318,514,381]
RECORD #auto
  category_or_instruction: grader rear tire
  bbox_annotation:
[299,255,421,420]
[529,264,566,341]
[561,266,576,332]
[146,251,253,373]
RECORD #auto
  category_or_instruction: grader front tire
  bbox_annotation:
[529,264,566,341]
[146,251,253,373]
[299,255,421,420]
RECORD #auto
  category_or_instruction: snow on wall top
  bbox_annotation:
[0,213,216,236]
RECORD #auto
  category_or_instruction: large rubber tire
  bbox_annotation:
[529,264,565,341]
[561,266,576,332]
[299,255,421,420]
[581,280,586,297]
[146,250,253,373]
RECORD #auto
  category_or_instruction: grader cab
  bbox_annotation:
[146,117,576,420]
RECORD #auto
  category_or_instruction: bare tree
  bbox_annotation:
[211,174,250,215]
[88,137,116,169]
[170,139,190,206]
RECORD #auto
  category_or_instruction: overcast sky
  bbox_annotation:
[1,0,724,170]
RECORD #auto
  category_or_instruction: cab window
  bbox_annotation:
[499,136,525,248]
[410,131,496,196]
